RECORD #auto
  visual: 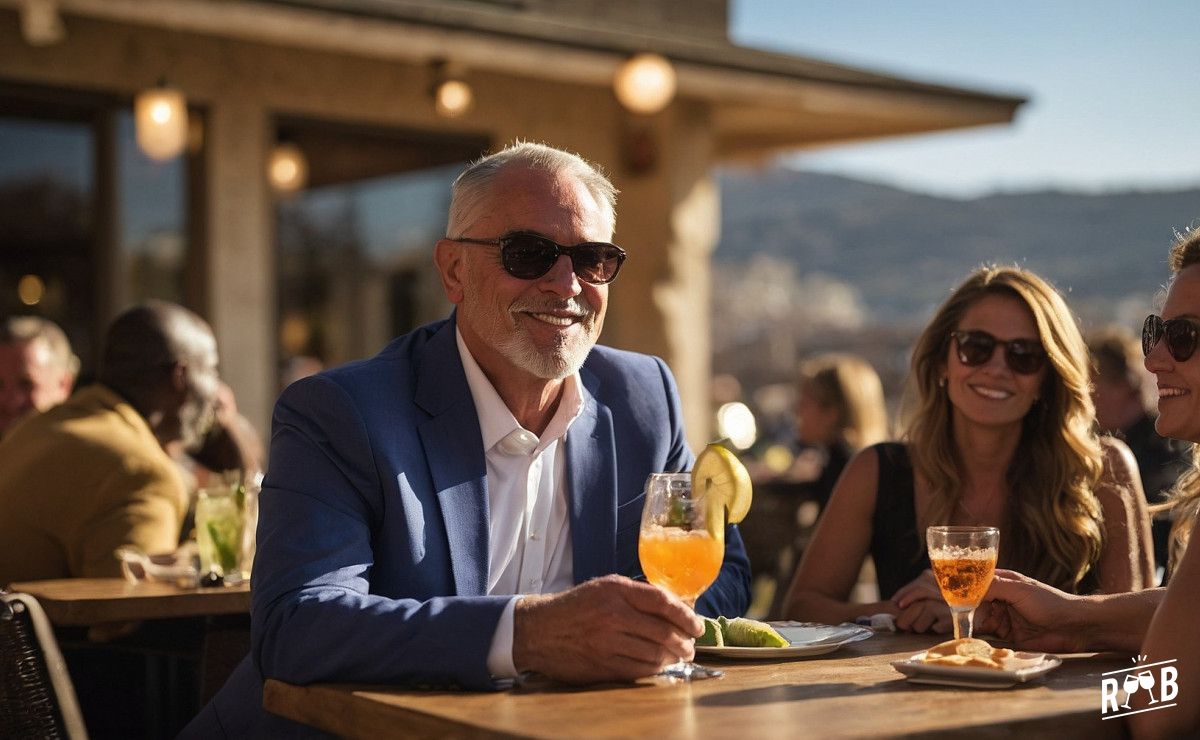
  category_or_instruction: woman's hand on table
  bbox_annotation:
[890,570,952,634]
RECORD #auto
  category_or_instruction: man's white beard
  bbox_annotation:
[476,295,598,380]
[496,325,592,380]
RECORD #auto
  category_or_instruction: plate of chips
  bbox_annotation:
[891,637,1061,688]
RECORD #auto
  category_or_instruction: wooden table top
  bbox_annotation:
[8,578,251,625]
[263,631,1129,739]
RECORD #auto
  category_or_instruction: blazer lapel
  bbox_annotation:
[566,368,618,582]
[415,317,489,597]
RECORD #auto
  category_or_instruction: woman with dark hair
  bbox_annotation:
[783,265,1154,632]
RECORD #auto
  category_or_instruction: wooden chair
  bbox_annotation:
[0,592,88,739]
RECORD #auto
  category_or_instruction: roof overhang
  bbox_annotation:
[3,0,1026,159]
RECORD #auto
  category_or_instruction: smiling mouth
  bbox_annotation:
[970,384,1014,401]
[1159,387,1189,398]
[525,311,583,327]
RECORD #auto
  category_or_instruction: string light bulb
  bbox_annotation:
[613,53,676,114]
[269,142,309,193]
[134,82,188,161]
[434,78,474,118]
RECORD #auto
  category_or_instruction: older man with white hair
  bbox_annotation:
[188,142,751,737]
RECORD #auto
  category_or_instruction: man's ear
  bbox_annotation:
[168,361,189,395]
[434,239,467,304]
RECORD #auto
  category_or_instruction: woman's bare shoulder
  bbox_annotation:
[1097,435,1141,490]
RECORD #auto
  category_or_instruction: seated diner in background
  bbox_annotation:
[980,225,1200,739]
[0,315,78,439]
[759,352,889,617]
[0,301,221,583]
[783,264,1154,633]
[1088,324,1191,582]
[184,142,751,737]
[781,352,890,513]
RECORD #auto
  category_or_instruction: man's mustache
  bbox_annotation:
[510,297,595,319]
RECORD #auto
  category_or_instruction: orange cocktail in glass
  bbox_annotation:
[639,472,725,680]
[639,528,723,604]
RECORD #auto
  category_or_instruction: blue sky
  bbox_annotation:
[730,1,1200,197]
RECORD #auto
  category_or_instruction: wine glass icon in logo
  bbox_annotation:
[1121,672,1141,709]
[1138,670,1159,704]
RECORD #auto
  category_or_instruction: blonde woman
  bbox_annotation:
[784,265,1154,632]
[981,226,1200,739]
[790,353,890,509]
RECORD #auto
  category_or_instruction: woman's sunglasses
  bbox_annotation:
[950,330,1047,375]
[1142,314,1200,362]
[450,231,627,285]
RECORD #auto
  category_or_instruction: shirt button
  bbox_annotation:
[529,531,540,541]
[527,578,541,591]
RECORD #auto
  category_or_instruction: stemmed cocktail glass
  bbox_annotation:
[926,525,999,639]
[638,472,725,680]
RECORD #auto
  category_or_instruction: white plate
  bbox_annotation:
[891,651,1063,689]
[695,621,873,659]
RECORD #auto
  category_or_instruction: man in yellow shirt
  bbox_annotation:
[0,301,221,583]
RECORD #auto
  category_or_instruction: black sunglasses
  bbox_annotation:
[450,231,627,285]
[1143,314,1200,362]
[950,330,1047,375]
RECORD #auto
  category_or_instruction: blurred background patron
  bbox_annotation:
[754,353,890,616]
[0,301,220,583]
[0,315,79,438]
[789,353,890,511]
[1089,325,1191,582]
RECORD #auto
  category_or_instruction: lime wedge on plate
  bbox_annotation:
[697,616,724,647]
[723,617,789,648]
[692,443,753,525]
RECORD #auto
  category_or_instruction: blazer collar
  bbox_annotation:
[415,314,490,596]
[565,365,619,582]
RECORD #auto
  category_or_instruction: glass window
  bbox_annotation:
[274,122,486,389]
[0,85,198,377]
[0,113,97,367]
[116,111,189,306]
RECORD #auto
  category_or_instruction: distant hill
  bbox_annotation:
[715,168,1200,326]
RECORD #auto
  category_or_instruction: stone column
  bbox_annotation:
[204,97,274,442]
[608,102,718,450]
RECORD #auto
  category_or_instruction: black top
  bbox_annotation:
[867,442,1112,596]
[869,442,929,599]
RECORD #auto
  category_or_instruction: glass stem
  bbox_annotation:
[951,608,975,639]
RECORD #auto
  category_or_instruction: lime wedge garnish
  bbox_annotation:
[692,443,753,525]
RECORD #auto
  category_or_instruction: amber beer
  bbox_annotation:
[926,526,1000,639]
[930,553,997,608]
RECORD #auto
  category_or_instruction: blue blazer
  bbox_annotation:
[188,316,750,736]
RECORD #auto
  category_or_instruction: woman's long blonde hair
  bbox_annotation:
[798,353,890,451]
[903,266,1105,592]
[1161,226,1200,571]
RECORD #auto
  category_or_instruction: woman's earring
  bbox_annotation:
[938,376,947,388]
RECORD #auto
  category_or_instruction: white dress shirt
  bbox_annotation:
[455,329,584,678]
